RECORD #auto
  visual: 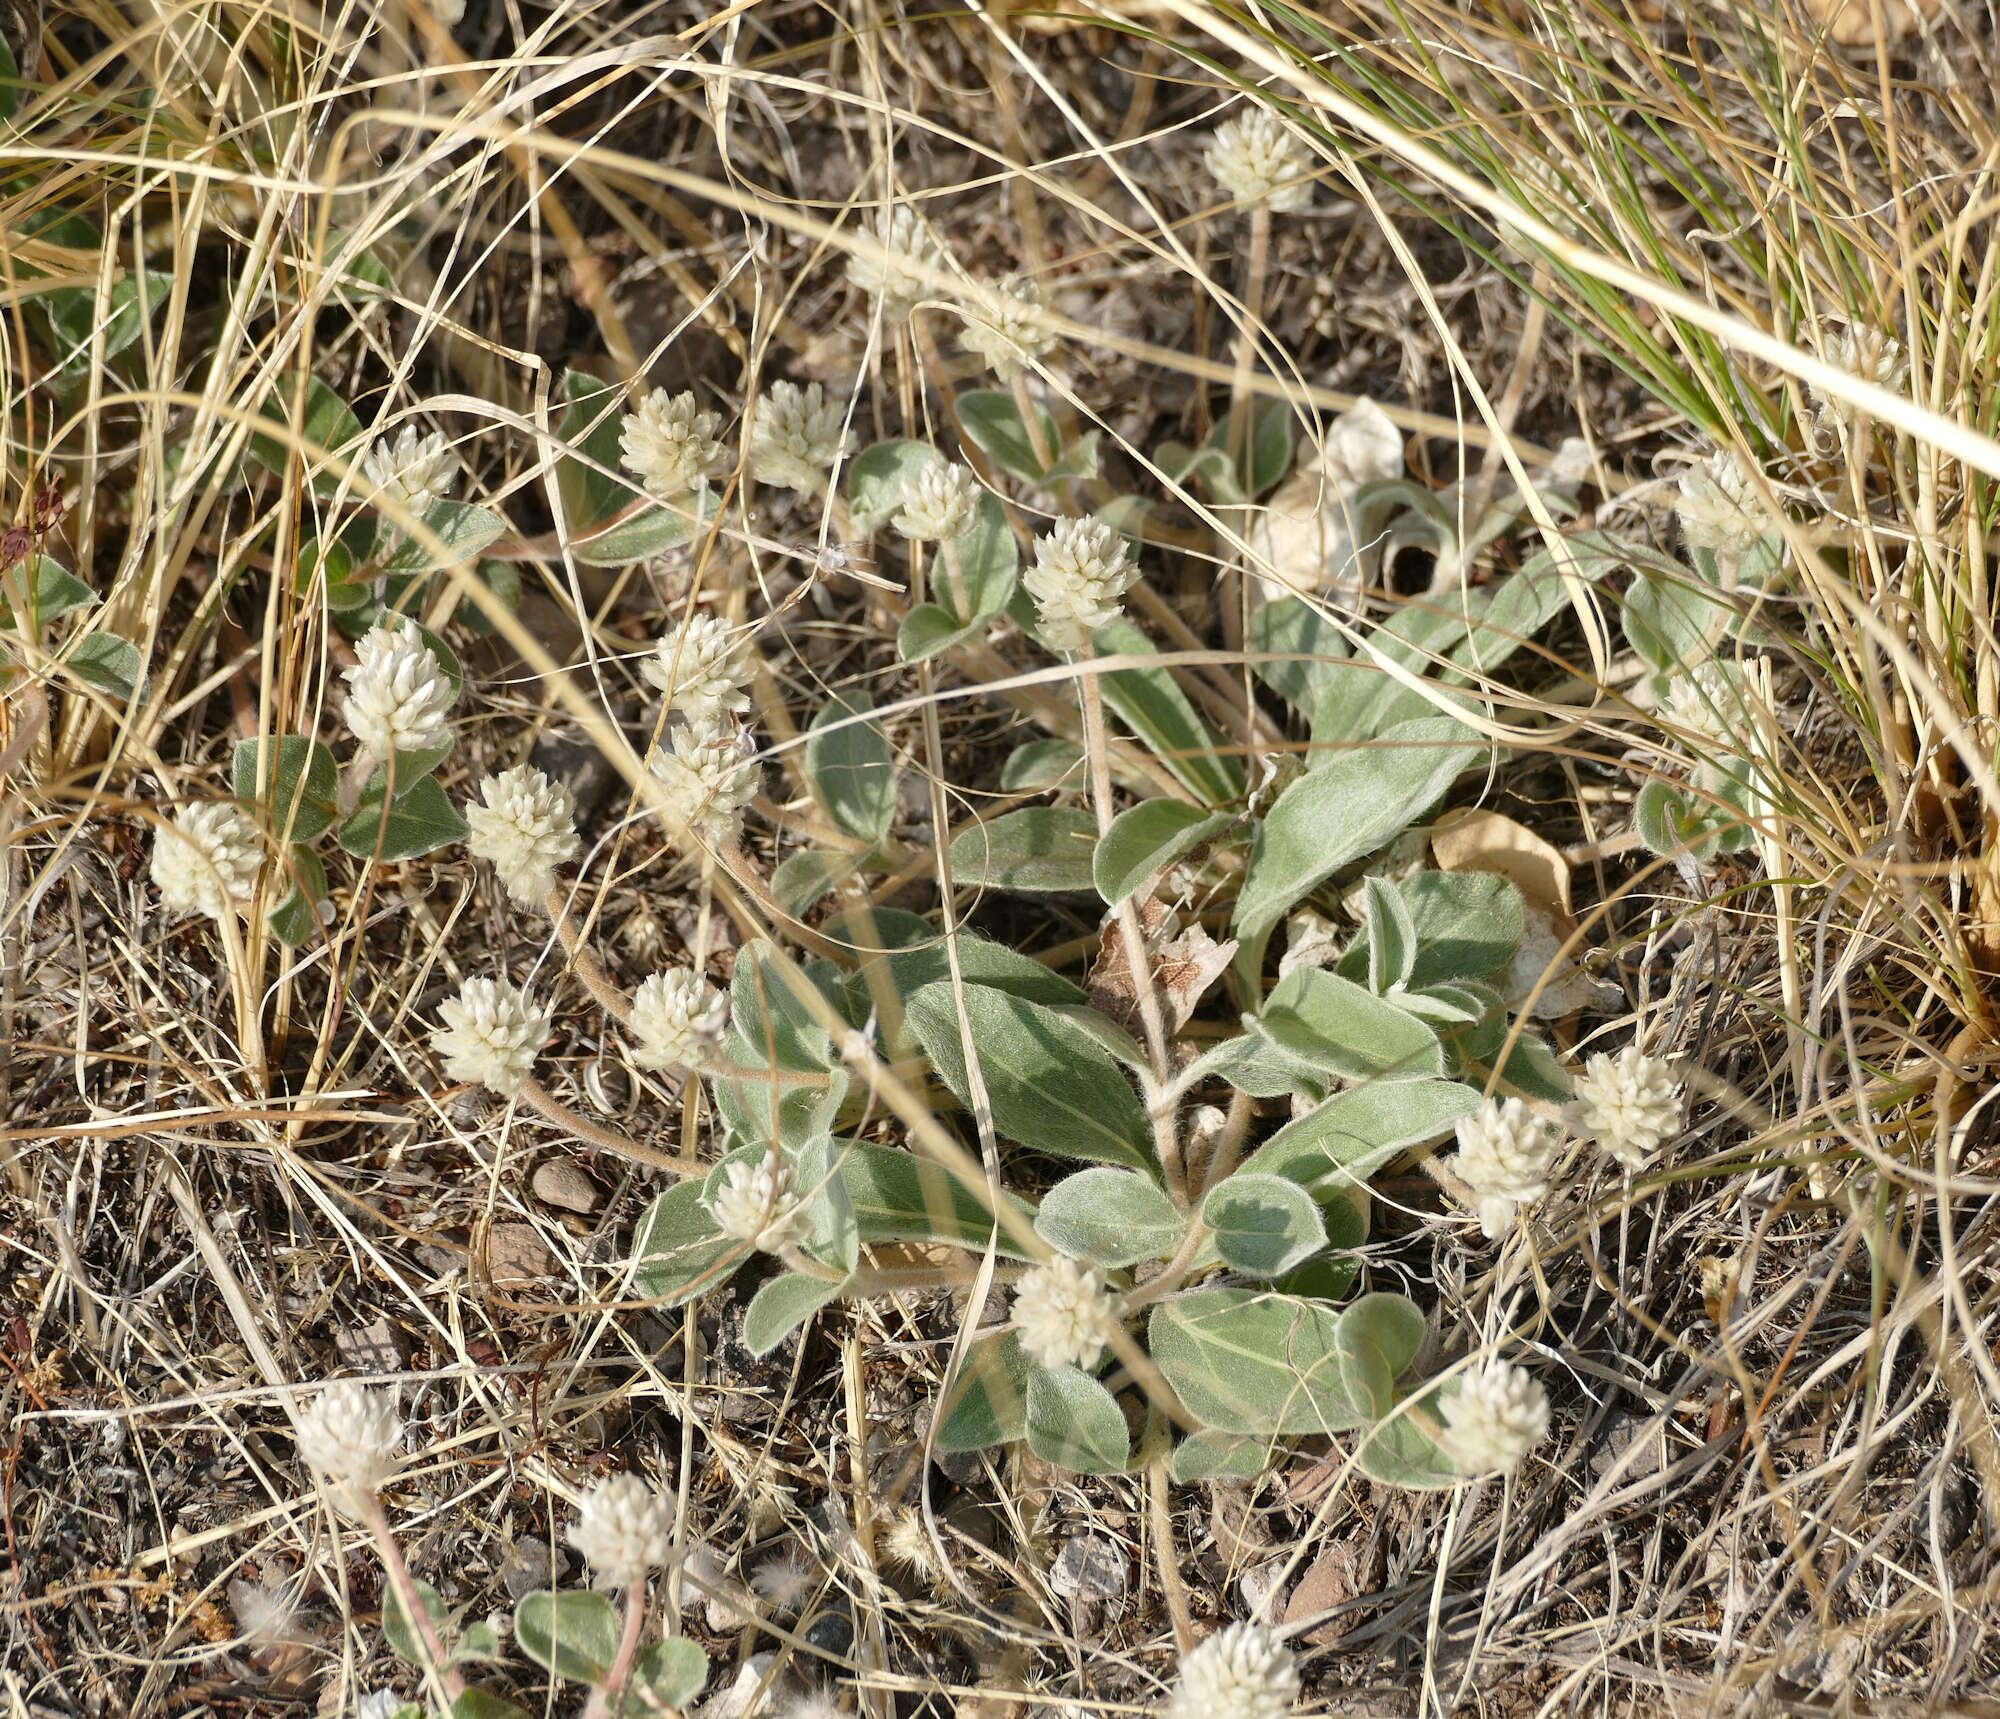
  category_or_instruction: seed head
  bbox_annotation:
[628,968,728,1071]
[893,460,980,543]
[464,765,578,905]
[294,1382,404,1520]
[152,800,264,921]
[1167,1622,1299,1719]
[1204,107,1314,213]
[750,1545,820,1613]
[361,424,457,519]
[958,275,1057,381]
[1437,1359,1550,1477]
[569,1473,675,1589]
[619,388,722,501]
[749,381,851,496]
[705,1156,812,1252]
[1569,1044,1682,1171]
[1022,516,1138,653]
[642,612,754,731]
[648,721,761,850]
[1450,1097,1564,1240]
[432,976,548,1097]
[844,206,950,324]
[342,617,456,760]
[1010,1255,1119,1371]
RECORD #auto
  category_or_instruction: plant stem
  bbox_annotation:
[584,1579,651,1719]
[545,887,633,1024]
[1077,652,1180,1194]
[363,1493,466,1709]
[518,1077,709,1177]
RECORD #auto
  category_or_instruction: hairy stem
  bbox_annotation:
[518,1077,708,1177]
[545,887,633,1024]
[584,1579,651,1719]
[363,1493,466,1708]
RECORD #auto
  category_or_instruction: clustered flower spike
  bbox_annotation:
[1661,659,1748,753]
[959,274,1056,381]
[1166,1622,1300,1719]
[844,205,949,324]
[619,388,723,502]
[1022,516,1138,654]
[1569,1044,1682,1171]
[569,1473,675,1589]
[1438,1359,1551,1477]
[294,1382,404,1520]
[1811,324,1909,438]
[642,612,754,731]
[1674,450,1770,558]
[342,617,456,760]
[432,976,548,1098]
[629,968,728,1071]
[151,800,263,921]
[361,424,457,519]
[1011,1255,1120,1371]
[749,381,851,496]
[1204,107,1314,213]
[649,722,761,850]
[706,1156,812,1252]
[893,459,979,543]
[1450,1096,1563,1240]
[464,764,578,905]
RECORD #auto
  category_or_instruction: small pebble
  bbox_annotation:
[532,1156,603,1214]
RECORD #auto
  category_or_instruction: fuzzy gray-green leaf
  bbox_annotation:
[1026,1364,1130,1474]
[513,1589,618,1683]
[1234,716,1488,946]
[907,983,1153,1171]
[1035,1167,1184,1267]
[949,807,1098,893]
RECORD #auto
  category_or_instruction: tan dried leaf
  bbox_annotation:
[1431,806,1571,919]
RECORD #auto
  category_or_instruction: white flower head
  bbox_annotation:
[648,721,761,850]
[294,1382,403,1520]
[426,0,466,25]
[1167,1621,1300,1719]
[1010,1255,1119,1371]
[569,1473,675,1589]
[1661,658,1750,753]
[749,380,851,496]
[342,617,456,760]
[629,968,728,1071]
[1675,450,1770,558]
[1569,1044,1681,1171]
[1438,1359,1550,1476]
[619,388,722,502]
[959,274,1057,381]
[893,460,980,543]
[642,612,753,730]
[1204,107,1314,213]
[1022,516,1139,653]
[1450,1096,1564,1240]
[705,1156,812,1252]
[465,764,578,905]
[152,800,263,920]
[1810,323,1909,437]
[361,424,457,520]
[845,205,950,324]
[432,976,548,1098]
